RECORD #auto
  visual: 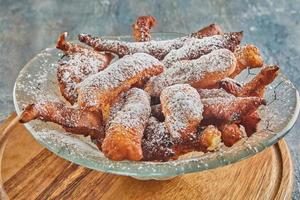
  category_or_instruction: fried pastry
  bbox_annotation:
[220,65,279,97]
[78,23,223,60]
[190,23,223,38]
[77,53,163,120]
[19,101,104,141]
[162,32,242,68]
[56,32,113,104]
[201,95,265,124]
[174,125,222,154]
[18,18,282,162]
[219,123,242,147]
[102,88,151,161]
[240,111,261,137]
[230,44,264,78]
[142,119,221,161]
[152,88,264,125]
[142,117,175,161]
[132,15,156,42]
[145,49,236,97]
[195,125,222,152]
[160,84,203,139]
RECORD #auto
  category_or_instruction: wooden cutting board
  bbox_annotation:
[0,114,293,200]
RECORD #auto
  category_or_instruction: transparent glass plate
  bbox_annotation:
[13,33,300,180]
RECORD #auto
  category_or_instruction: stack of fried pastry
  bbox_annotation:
[20,16,279,161]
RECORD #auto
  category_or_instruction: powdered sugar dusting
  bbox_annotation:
[161,84,203,138]
[13,35,299,179]
[78,53,162,90]
[77,53,163,109]
[142,117,175,161]
[198,88,234,98]
[162,32,241,68]
[79,33,190,60]
[106,88,151,134]
[57,48,111,103]
[146,49,236,96]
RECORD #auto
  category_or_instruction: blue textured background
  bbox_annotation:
[0,0,299,198]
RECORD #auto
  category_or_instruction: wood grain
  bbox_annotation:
[0,114,293,200]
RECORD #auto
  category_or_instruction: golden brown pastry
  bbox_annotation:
[19,101,104,141]
[195,125,222,152]
[56,32,113,104]
[132,15,156,42]
[240,111,261,137]
[230,44,264,78]
[145,49,237,97]
[220,65,279,97]
[77,53,163,120]
[102,88,151,161]
[219,123,242,147]
[142,119,221,161]
[160,84,203,139]
[78,24,224,60]
[162,32,242,68]
[142,117,175,161]
[201,95,265,125]
[152,88,265,126]
[190,23,223,38]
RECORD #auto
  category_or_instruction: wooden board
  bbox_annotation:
[0,114,294,200]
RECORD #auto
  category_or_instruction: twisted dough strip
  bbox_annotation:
[199,88,261,137]
[220,65,279,97]
[56,32,113,104]
[77,53,163,121]
[145,49,237,97]
[102,88,151,161]
[142,119,221,161]
[162,32,243,68]
[160,84,203,139]
[200,93,265,125]
[78,23,223,60]
[151,89,265,125]
[229,44,264,78]
[19,101,104,142]
[218,66,278,136]
[132,15,156,42]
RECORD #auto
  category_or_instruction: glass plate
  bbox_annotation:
[13,33,300,180]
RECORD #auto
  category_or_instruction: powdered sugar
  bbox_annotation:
[107,88,151,133]
[162,32,242,68]
[160,84,203,138]
[198,88,236,102]
[57,48,111,104]
[77,53,163,109]
[142,117,175,161]
[79,33,191,60]
[145,49,236,97]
